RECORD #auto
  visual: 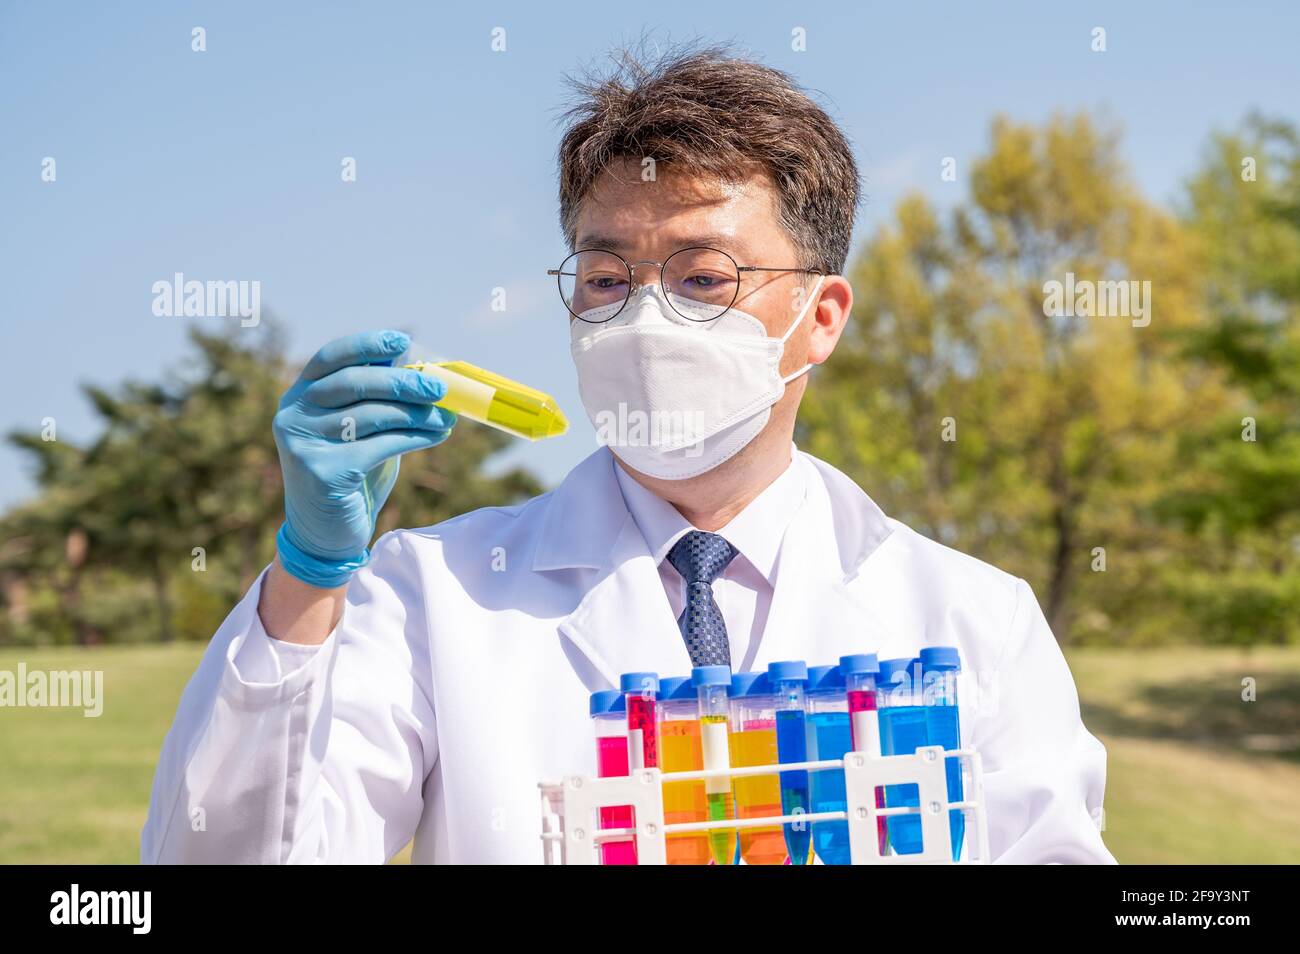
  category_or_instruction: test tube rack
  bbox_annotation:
[538,745,990,865]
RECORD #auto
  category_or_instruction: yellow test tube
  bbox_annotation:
[403,360,568,441]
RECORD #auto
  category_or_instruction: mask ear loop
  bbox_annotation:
[778,274,825,385]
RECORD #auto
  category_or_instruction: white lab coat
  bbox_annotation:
[141,446,1116,864]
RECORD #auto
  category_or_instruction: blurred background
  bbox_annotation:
[1,1,1297,863]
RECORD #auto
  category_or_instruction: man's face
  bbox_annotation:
[571,160,820,380]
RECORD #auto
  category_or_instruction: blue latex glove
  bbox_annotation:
[272,330,455,587]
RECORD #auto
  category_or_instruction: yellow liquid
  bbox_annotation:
[659,720,709,865]
[403,360,568,441]
[730,726,787,865]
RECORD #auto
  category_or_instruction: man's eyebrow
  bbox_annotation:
[573,233,749,257]
[676,234,747,255]
[574,234,630,253]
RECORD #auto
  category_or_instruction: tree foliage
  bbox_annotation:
[800,112,1298,645]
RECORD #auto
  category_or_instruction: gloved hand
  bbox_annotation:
[272,330,455,587]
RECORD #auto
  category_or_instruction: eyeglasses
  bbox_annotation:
[548,247,823,323]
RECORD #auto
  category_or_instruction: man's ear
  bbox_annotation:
[806,275,852,365]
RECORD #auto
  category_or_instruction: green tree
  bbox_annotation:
[801,113,1229,645]
[1160,115,1300,644]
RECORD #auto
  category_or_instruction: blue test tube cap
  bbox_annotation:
[691,665,732,688]
[878,657,921,688]
[620,671,660,695]
[807,664,845,693]
[767,660,808,683]
[659,676,693,701]
[731,671,771,697]
[920,646,962,673]
[839,653,880,677]
[589,689,625,716]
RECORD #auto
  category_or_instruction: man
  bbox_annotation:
[142,48,1115,864]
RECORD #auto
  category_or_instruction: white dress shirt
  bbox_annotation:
[612,448,807,672]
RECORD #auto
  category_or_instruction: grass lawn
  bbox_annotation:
[1,643,1297,863]
[1070,646,1300,864]
[0,643,205,864]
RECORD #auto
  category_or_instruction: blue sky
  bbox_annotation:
[2,1,1297,508]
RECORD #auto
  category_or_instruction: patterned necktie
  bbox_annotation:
[666,530,739,667]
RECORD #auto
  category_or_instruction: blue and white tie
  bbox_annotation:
[666,530,738,668]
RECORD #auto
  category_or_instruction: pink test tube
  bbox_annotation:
[621,671,660,770]
[591,689,636,865]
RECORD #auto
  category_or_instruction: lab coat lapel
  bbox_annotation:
[556,520,691,688]
[539,448,692,688]
[750,455,895,670]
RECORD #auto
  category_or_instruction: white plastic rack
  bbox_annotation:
[540,745,989,865]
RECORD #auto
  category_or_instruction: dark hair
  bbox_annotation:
[557,43,860,274]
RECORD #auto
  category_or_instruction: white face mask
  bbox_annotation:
[569,276,823,480]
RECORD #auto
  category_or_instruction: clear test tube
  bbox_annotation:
[768,659,812,865]
[839,653,883,855]
[692,665,737,866]
[590,689,635,865]
[728,672,786,865]
[620,671,659,770]
[657,676,709,865]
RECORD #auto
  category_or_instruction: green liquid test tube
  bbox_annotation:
[404,360,568,441]
[693,666,738,866]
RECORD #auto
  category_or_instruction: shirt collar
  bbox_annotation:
[612,446,808,586]
[612,460,693,567]
[717,453,806,584]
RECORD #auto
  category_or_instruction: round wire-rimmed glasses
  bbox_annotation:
[548,246,823,323]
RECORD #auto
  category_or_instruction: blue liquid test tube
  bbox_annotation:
[877,657,928,855]
[920,646,964,861]
[806,664,852,865]
[768,660,812,865]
